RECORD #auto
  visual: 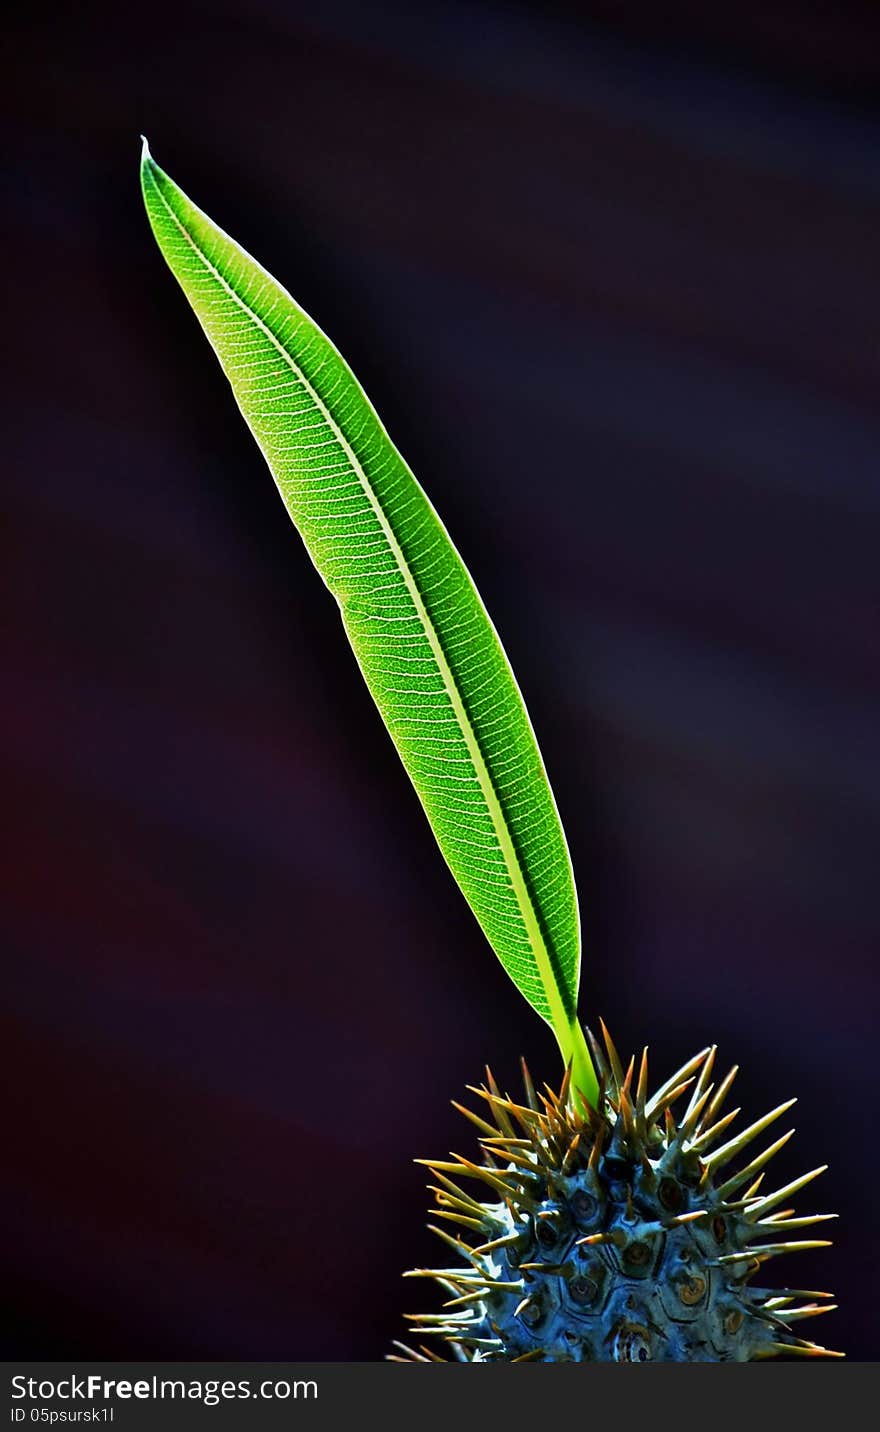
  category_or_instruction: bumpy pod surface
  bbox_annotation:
[394,1027,840,1362]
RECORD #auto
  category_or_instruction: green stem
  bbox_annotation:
[558,1016,599,1111]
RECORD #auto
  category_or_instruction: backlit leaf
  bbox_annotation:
[141,142,596,1102]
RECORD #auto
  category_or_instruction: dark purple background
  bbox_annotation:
[4,0,879,1361]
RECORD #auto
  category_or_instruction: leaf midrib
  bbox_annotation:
[145,160,572,1035]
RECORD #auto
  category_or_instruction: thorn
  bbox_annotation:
[648,1078,696,1124]
[402,1266,474,1281]
[665,1209,709,1228]
[588,1119,607,1171]
[426,1224,477,1259]
[633,1211,705,1240]
[520,1058,539,1112]
[482,1070,516,1136]
[451,1101,501,1140]
[562,1131,583,1174]
[752,1214,838,1232]
[469,1277,523,1300]
[704,1100,797,1172]
[710,1253,764,1269]
[428,1185,486,1219]
[636,1047,649,1143]
[442,1291,489,1308]
[781,1304,838,1322]
[745,1166,828,1222]
[701,1064,739,1131]
[446,1335,499,1350]
[618,1084,636,1142]
[687,1107,740,1154]
[503,1195,527,1226]
[680,1045,716,1132]
[435,1211,492,1233]
[430,1192,486,1223]
[757,1342,844,1360]
[599,1018,625,1093]
[558,1061,573,1111]
[714,1129,794,1200]
[422,1168,486,1210]
[472,1231,522,1255]
[676,1082,716,1145]
[721,1180,769,1215]
[450,1154,521,1200]
[489,1147,540,1174]
[645,1047,711,1119]
[576,1229,626,1249]
[744,1240,834,1260]
[403,1326,471,1340]
[402,1311,469,1324]
[584,1026,610,1087]
[388,1340,434,1362]
[756,1289,834,1303]
[485,1092,543,1139]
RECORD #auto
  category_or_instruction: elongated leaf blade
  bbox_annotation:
[141,143,593,1091]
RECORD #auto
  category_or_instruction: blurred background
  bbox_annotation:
[4,0,879,1361]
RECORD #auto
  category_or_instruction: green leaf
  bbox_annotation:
[140,141,596,1104]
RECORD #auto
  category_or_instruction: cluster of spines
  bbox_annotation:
[392,1025,840,1362]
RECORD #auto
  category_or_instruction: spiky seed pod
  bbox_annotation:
[392,1027,841,1363]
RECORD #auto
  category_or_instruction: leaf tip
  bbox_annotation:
[139,137,163,214]
[139,135,158,186]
